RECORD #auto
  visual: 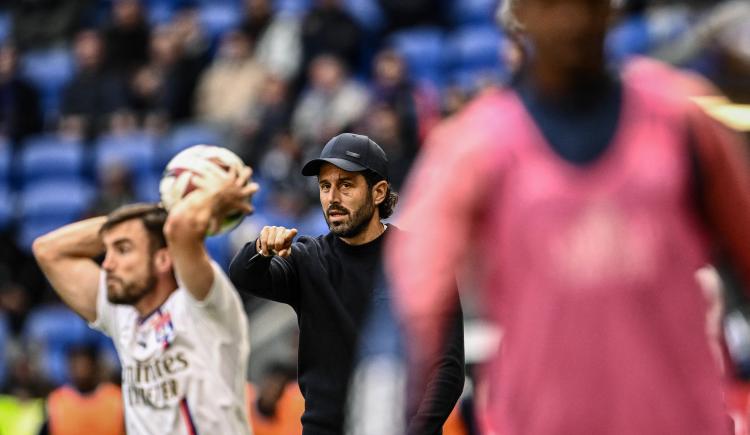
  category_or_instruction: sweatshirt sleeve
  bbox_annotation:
[407,295,465,435]
[690,103,750,292]
[229,239,300,307]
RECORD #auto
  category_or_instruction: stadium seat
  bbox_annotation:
[274,0,312,17]
[160,122,223,168]
[16,179,95,251]
[19,48,75,120]
[205,232,233,271]
[343,0,384,33]
[0,13,10,45]
[18,135,86,183]
[446,25,506,89]
[0,187,14,231]
[94,131,158,178]
[606,15,652,64]
[389,28,446,87]
[199,3,242,37]
[449,0,499,26]
[134,172,161,203]
[0,139,11,184]
[23,305,104,385]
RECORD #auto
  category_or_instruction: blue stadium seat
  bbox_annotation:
[160,122,223,168]
[389,28,446,86]
[606,15,652,64]
[0,139,11,184]
[19,135,86,183]
[0,186,14,231]
[0,13,10,44]
[446,25,505,89]
[199,3,242,37]
[274,0,312,17]
[447,25,503,70]
[24,305,104,385]
[135,172,161,203]
[449,0,498,25]
[205,232,233,271]
[146,0,175,24]
[19,48,75,120]
[343,0,384,33]
[16,179,95,251]
[95,131,158,178]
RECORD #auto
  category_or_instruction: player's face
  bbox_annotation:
[318,163,376,238]
[517,0,611,74]
[101,219,158,305]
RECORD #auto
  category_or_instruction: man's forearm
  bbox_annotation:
[32,216,107,262]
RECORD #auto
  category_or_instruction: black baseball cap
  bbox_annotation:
[301,133,389,180]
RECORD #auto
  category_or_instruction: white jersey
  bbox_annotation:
[90,261,252,435]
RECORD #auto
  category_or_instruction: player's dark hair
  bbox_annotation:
[362,170,398,219]
[100,203,168,252]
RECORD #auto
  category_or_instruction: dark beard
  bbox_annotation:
[107,268,157,306]
[325,194,376,239]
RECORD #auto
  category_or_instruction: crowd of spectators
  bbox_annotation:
[0,0,747,433]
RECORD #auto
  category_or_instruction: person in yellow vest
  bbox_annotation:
[40,345,124,435]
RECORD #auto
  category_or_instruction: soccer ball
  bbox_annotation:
[160,144,248,235]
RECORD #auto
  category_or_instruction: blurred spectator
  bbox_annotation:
[371,50,420,155]
[0,44,43,146]
[242,0,303,81]
[61,30,128,140]
[240,76,293,166]
[39,346,124,435]
[10,0,92,51]
[102,0,151,75]
[440,84,470,117]
[363,105,413,189]
[258,131,306,188]
[377,0,445,33]
[195,30,268,128]
[129,10,209,125]
[88,162,136,217]
[301,0,364,74]
[246,362,304,435]
[0,281,31,341]
[292,55,369,148]
[0,356,46,435]
[240,0,274,43]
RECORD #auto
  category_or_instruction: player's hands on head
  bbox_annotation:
[257,226,298,258]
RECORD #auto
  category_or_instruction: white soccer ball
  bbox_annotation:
[160,144,248,235]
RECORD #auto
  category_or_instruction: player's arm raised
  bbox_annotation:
[32,216,107,322]
[164,165,258,301]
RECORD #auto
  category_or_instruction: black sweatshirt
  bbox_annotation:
[229,225,465,435]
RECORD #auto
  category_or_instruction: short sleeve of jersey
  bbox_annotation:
[88,271,118,336]
[179,261,245,329]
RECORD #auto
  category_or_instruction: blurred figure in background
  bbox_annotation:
[61,29,128,140]
[0,355,47,435]
[240,76,293,167]
[0,44,43,146]
[292,55,369,149]
[240,0,303,82]
[39,345,124,435]
[389,1,750,434]
[102,0,151,76]
[300,0,363,77]
[247,362,304,435]
[194,30,268,131]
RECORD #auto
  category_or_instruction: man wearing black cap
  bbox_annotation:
[229,133,465,435]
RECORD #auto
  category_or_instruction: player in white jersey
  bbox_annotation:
[32,167,258,435]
